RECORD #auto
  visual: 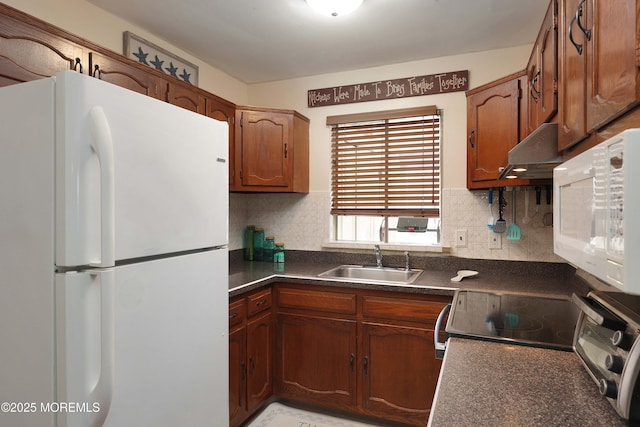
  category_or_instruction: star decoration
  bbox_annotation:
[132,47,149,65]
[180,69,192,84]
[165,62,179,77]
[150,55,164,70]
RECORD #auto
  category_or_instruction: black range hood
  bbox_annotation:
[498,123,561,180]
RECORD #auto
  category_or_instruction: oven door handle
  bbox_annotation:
[571,294,626,330]
[434,303,452,360]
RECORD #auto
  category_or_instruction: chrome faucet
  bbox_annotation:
[404,251,410,271]
[374,244,383,268]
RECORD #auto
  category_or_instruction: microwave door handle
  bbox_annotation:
[571,294,626,330]
[434,303,452,359]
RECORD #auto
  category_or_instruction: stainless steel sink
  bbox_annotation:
[318,265,423,284]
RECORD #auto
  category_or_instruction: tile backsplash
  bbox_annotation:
[229,188,564,263]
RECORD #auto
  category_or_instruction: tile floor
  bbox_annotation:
[246,402,380,427]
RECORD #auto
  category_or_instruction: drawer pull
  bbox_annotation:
[255,299,267,307]
[575,0,591,42]
[229,312,238,319]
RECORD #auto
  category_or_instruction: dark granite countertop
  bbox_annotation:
[428,338,627,427]
[229,250,588,299]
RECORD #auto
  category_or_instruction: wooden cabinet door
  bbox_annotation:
[558,0,587,150]
[528,0,558,133]
[206,96,235,185]
[466,75,521,185]
[165,80,205,113]
[559,0,639,151]
[0,9,84,87]
[88,51,163,99]
[229,325,247,427]
[586,0,639,131]
[361,323,440,426]
[276,313,357,410]
[238,110,291,188]
[246,311,272,412]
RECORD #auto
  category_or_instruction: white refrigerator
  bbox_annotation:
[0,71,229,427]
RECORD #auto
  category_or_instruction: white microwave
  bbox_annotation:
[553,129,640,295]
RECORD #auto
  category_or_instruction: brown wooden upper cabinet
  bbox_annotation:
[526,0,558,135]
[466,71,533,189]
[165,80,206,114]
[232,106,309,193]
[89,51,164,99]
[0,6,84,87]
[558,0,640,151]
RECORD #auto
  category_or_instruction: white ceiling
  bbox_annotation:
[87,0,549,84]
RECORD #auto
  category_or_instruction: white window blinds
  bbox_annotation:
[327,106,441,217]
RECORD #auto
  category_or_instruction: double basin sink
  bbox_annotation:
[318,264,423,284]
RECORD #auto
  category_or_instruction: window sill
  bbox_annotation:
[322,240,450,254]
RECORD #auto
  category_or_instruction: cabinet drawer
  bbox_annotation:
[277,287,356,315]
[362,295,450,324]
[229,299,246,328]
[247,288,272,317]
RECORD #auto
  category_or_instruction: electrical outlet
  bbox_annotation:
[488,230,502,249]
[455,229,467,248]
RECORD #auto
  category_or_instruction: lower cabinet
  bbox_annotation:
[277,313,357,409]
[274,283,451,427]
[361,323,440,425]
[229,288,273,427]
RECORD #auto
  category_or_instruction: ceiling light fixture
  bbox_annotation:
[306,0,364,17]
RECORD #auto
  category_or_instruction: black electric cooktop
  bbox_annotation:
[446,290,580,351]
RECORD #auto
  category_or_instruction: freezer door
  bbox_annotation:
[55,71,228,268]
[56,249,228,427]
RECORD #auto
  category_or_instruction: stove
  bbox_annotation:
[443,290,580,351]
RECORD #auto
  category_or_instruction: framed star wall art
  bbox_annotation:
[123,31,198,86]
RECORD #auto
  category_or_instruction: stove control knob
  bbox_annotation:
[599,378,618,399]
[605,354,624,374]
[612,330,633,351]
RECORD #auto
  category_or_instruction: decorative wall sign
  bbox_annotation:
[123,31,198,85]
[307,70,468,108]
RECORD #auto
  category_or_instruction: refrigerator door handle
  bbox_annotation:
[88,106,115,267]
[89,268,115,427]
[56,269,115,427]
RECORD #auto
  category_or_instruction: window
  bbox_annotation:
[327,106,441,245]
